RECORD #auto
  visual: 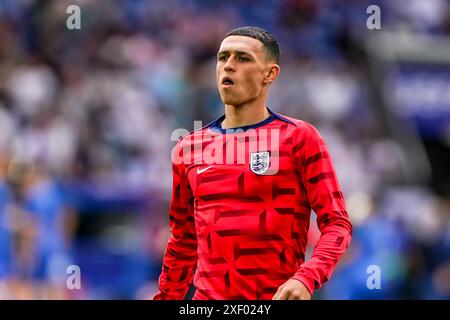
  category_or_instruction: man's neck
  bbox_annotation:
[221,104,271,129]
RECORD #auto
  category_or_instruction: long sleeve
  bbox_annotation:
[153,140,198,300]
[291,123,353,295]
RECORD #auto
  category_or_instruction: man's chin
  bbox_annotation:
[222,100,238,106]
[220,96,242,106]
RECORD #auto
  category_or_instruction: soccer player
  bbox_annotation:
[154,26,352,300]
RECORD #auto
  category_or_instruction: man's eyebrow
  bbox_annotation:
[217,50,252,56]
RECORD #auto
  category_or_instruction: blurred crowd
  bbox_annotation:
[0,0,449,299]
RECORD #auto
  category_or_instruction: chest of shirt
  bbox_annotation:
[185,133,300,201]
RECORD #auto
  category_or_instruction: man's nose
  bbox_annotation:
[224,57,235,72]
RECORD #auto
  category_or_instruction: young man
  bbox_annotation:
[154,26,352,300]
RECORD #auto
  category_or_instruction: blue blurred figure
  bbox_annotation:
[1,159,77,299]
[321,202,410,299]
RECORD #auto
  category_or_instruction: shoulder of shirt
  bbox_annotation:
[272,112,320,135]
[175,111,320,143]
[174,119,215,144]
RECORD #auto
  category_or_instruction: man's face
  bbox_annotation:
[216,36,273,106]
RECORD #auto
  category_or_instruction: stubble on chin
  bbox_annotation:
[220,92,239,106]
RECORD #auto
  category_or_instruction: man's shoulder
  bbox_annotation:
[273,112,320,136]
[174,124,212,146]
[175,112,321,144]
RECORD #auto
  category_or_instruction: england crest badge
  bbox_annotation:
[250,151,270,175]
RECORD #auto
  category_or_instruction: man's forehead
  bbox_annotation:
[218,36,264,54]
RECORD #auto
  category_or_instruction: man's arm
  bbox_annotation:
[285,123,353,298]
[153,140,197,300]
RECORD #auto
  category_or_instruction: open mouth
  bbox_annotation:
[221,76,234,87]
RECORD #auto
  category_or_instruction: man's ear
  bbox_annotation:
[264,64,280,85]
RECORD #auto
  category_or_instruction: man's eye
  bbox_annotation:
[218,56,227,61]
[238,56,250,62]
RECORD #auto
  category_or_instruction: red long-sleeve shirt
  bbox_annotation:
[154,109,352,300]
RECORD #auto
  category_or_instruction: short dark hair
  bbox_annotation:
[224,26,280,64]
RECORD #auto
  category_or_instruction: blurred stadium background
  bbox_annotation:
[0,0,449,299]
